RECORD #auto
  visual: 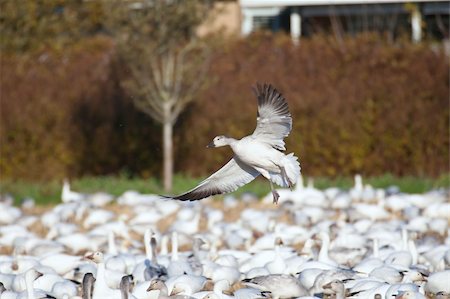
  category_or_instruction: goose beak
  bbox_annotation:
[84,252,94,260]
[206,142,215,148]
[170,289,182,296]
[323,281,332,289]
[147,280,158,292]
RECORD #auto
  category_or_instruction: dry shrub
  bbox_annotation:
[1,37,161,180]
[1,33,448,181]
[177,33,449,177]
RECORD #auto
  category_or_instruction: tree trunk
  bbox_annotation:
[163,121,173,192]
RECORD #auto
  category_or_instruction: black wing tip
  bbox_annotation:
[161,194,195,202]
[252,82,285,101]
[253,82,290,115]
[253,81,273,94]
[163,186,223,202]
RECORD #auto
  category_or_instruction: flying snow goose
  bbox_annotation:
[167,83,300,204]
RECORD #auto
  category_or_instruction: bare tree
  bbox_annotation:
[109,0,211,191]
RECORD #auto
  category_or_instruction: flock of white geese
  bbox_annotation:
[0,175,449,299]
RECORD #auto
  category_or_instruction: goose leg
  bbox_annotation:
[280,166,293,190]
[269,180,280,204]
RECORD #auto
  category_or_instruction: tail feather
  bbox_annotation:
[284,153,301,185]
[270,153,301,188]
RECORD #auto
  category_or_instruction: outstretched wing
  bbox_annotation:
[168,157,260,201]
[251,83,292,151]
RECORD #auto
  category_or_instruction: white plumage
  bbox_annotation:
[168,83,300,204]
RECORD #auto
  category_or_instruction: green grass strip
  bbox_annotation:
[0,173,448,206]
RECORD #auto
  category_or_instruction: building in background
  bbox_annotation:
[200,0,449,43]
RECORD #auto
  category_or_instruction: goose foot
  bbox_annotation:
[272,190,280,204]
[280,166,293,191]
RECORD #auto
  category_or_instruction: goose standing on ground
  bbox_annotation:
[62,179,85,203]
[2,268,45,299]
[82,273,95,299]
[85,251,121,299]
[242,274,308,299]
[166,83,300,204]
[167,232,193,277]
[144,236,167,280]
[120,275,137,299]
[323,280,346,299]
[425,270,450,294]
[146,279,193,299]
[12,269,43,293]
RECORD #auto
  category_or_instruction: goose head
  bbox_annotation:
[405,270,427,282]
[323,279,344,294]
[84,251,104,263]
[147,279,166,292]
[207,136,233,148]
[275,237,284,246]
[395,291,416,299]
[170,282,191,295]
[436,292,449,299]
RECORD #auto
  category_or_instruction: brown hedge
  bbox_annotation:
[0,37,162,180]
[1,33,448,181]
[177,33,449,178]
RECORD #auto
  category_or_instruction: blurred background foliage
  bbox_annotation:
[1,0,108,53]
[181,33,449,178]
[0,0,449,185]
